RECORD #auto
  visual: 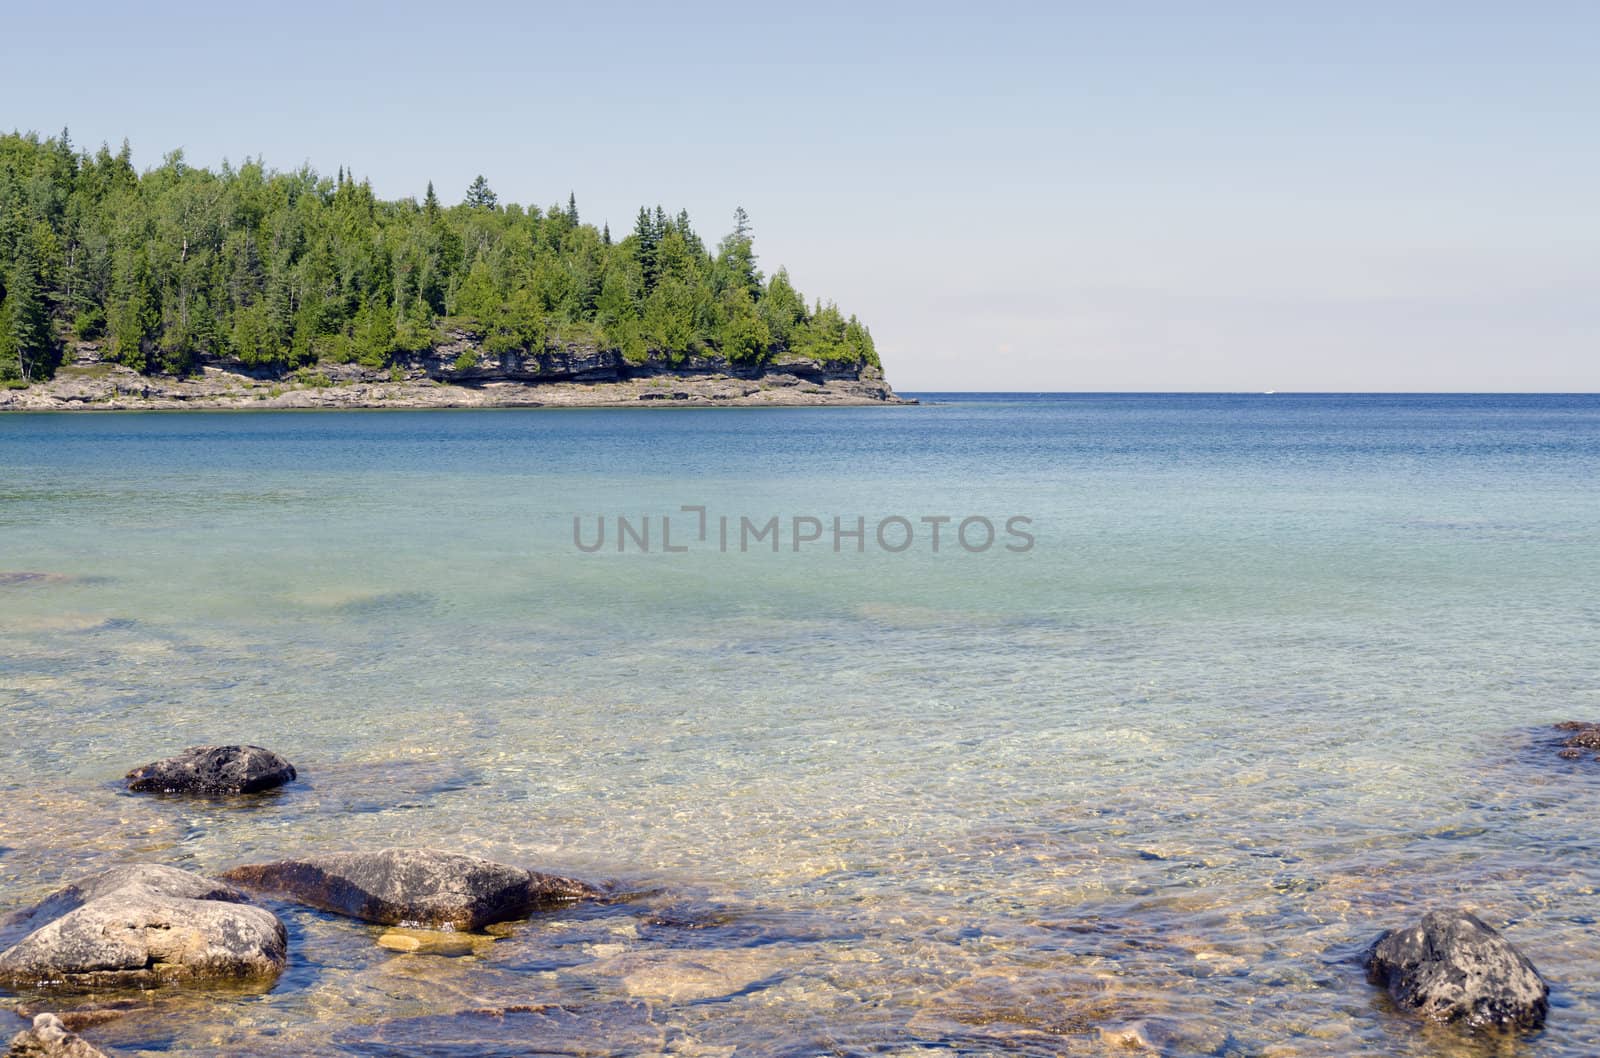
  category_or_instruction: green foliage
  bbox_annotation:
[351,300,395,368]
[2,228,56,380]
[0,131,879,381]
[760,269,805,347]
[718,286,771,365]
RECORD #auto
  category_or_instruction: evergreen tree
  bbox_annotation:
[633,206,660,292]
[3,235,53,380]
[465,175,497,210]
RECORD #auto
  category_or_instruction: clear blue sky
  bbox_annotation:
[4,1,1596,390]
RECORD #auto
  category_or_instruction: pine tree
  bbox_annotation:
[566,192,579,225]
[423,181,440,220]
[465,175,497,210]
[5,236,53,381]
[675,209,705,257]
[633,207,660,293]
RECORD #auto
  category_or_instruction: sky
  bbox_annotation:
[3,1,1596,391]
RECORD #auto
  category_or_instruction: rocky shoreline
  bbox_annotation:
[0,334,912,412]
[2,738,1577,1056]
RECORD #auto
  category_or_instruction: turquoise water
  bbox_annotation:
[2,395,1599,1056]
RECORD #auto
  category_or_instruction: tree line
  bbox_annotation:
[0,130,878,383]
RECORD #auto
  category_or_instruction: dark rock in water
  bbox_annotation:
[4,1013,113,1057]
[1554,721,1600,761]
[125,745,296,795]
[0,865,286,992]
[219,848,600,931]
[1365,909,1548,1030]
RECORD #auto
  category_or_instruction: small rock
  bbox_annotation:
[15,1004,138,1035]
[4,1013,112,1057]
[377,932,424,953]
[1365,909,1548,1030]
[220,847,599,931]
[376,929,482,957]
[125,745,297,795]
[0,865,286,992]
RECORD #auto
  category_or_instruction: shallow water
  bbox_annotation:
[1,395,1598,1055]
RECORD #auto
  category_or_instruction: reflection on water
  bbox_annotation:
[2,397,1599,1055]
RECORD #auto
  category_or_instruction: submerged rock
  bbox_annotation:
[1097,1017,1230,1054]
[1365,909,1548,1031]
[0,573,71,588]
[333,1002,664,1055]
[4,1013,113,1058]
[0,865,286,992]
[125,745,297,795]
[375,929,485,957]
[1554,721,1600,761]
[587,948,792,1002]
[219,848,600,931]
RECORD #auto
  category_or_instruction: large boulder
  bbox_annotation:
[4,1014,112,1058]
[220,848,600,931]
[1365,909,1549,1030]
[0,865,286,992]
[0,864,241,950]
[125,745,296,795]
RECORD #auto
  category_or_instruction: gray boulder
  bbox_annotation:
[0,864,240,949]
[220,847,600,931]
[125,745,296,795]
[4,1014,112,1058]
[0,865,286,991]
[1365,909,1549,1030]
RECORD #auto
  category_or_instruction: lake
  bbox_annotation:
[2,394,1598,1056]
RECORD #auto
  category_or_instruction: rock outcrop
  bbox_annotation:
[4,1014,112,1058]
[220,848,600,931]
[125,745,297,795]
[1365,909,1549,1031]
[0,337,912,412]
[0,865,287,991]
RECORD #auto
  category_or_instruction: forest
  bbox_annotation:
[0,130,878,383]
